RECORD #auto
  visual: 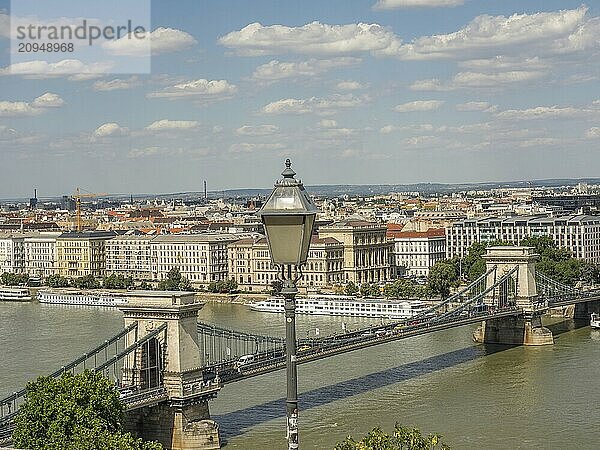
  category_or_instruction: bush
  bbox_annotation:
[13,370,163,450]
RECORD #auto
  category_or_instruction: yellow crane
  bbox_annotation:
[73,187,107,232]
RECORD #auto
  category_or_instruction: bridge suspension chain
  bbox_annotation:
[197,322,285,367]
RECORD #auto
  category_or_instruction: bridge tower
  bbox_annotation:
[473,246,554,346]
[119,291,221,450]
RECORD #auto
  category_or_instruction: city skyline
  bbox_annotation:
[1,0,600,197]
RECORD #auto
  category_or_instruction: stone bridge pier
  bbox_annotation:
[473,246,554,346]
[119,291,221,450]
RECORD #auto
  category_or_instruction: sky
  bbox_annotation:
[0,0,599,198]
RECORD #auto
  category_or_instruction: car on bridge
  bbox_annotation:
[298,345,311,352]
[235,354,255,371]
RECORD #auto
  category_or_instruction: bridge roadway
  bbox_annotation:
[205,290,600,384]
[207,306,521,383]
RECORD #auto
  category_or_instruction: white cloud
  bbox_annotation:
[496,105,597,120]
[318,119,338,128]
[93,76,141,91]
[145,120,200,131]
[262,94,367,116]
[93,123,129,138]
[373,0,463,10]
[0,125,17,139]
[236,125,279,136]
[409,78,450,91]
[452,71,545,87]
[219,21,402,56]
[380,123,435,133]
[585,127,600,139]
[336,80,366,91]
[229,142,285,153]
[0,92,65,117]
[458,56,548,72]
[392,6,591,60]
[411,70,545,90]
[127,146,210,159]
[394,100,444,112]
[147,79,237,103]
[455,101,497,112]
[0,101,40,117]
[252,57,360,81]
[0,60,114,79]
[102,27,196,56]
[31,93,65,108]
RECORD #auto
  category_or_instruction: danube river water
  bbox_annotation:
[1,301,600,449]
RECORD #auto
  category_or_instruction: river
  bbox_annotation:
[1,301,599,449]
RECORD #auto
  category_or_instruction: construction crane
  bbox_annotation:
[73,187,107,232]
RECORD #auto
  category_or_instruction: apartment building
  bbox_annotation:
[151,233,239,287]
[105,235,154,280]
[387,227,446,277]
[0,232,24,274]
[318,219,393,284]
[55,231,116,278]
[446,214,600,263]
[227,235,345,292]
[23,231,62,278]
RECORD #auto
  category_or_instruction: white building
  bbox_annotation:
[446,214,600,264]
[387,227,446,277]
[105,235,154,280]
[23,232,61,278]
[151,233,240,287]
[0,233,25,274]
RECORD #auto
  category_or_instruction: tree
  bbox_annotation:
[360,283,380,298]
[157,268,193,291]
[1,272,29,286]
[45,274,70,288]
[335,423,450,450]
[521,235,597,286]
[103,274,135,290]
[13,370,162,450]
[270,280,283,295]
[345,281,359,296]
[427,261,458,298]
[73,274,100,289]
[138,281,152,290]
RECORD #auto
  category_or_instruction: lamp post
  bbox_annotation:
[257,159,317,450]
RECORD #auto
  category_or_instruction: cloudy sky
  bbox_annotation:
[1,0,600,198]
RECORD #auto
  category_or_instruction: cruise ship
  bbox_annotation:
[37,289,128,307]
[249,295,429,319]
[0,287,32,302]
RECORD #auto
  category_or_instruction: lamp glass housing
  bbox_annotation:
[258,160,318,266]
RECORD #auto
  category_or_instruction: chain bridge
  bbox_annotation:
[1,246,599,449]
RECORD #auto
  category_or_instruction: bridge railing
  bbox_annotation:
[0,322,169,430]
[0,323,139,426]
[198,322,284,366]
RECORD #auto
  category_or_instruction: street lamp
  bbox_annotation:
[257,159,317,450]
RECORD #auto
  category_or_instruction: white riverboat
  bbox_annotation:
[249,295,429,319]
[0,287,32,302]
[37,289,128,307]
[591,313,600,329]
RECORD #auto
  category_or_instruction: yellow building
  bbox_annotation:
[228,236,344,292]
[55,231,115,278]
[318,219,393,284]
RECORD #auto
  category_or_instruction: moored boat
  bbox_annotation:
[591,313,600,329]
[0,287,32,302]
[249,294,428,319]
[37,289,128,307]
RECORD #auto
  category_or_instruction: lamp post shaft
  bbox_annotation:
[282,275,299,449]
